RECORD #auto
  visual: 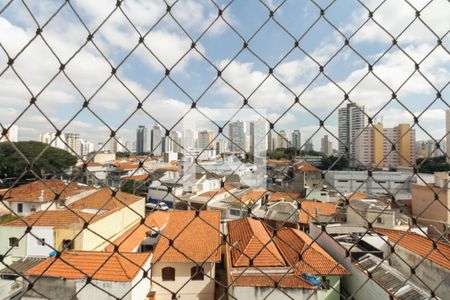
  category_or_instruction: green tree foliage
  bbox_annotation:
[416,156,450,173]
[320,155,349,170]
[0,141,77,179]
[267,147,324,160]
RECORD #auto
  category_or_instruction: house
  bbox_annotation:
[0,179,96,216]
[298,200,338,231]
[226,218,349,299]
[375,228,450,298]
[0,188,145,264]
[150,211,221,300]
[182,183,237,210]
[291,161,322,195]
[208,189,265,220]
[22,251,151,300]
[309,224,439,300]
[347,198,411,230]
[411,172,450,238]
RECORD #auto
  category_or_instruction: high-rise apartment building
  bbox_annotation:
[183,129,195,150]
[321,135,333,156]
[229,120,246,152]
[249,118,268,155]
[338,103,368,166]
[197,130,214,150]
[136,125,148,154]
[65,133,82,157]
[170,131,182,153]
[39,132,66,150]
[151,124,163,156]
[304,140,314,152]
[355,123,416,169]
[292,129,301,149]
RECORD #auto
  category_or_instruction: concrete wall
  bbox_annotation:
[80,198,144,251]
[76,280,132,300]
[232,286,317,300]
[152,262,215,300]
[24,276,78,300]
[389,245,449,299]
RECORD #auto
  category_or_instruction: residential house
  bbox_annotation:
[292,161,322,195]
[150,211,221,300]
[0,188,144,264]
[23,251,151,300]
[208,189,266,220]
[226,218,349,300]
[0,179,96,216]
[299,200,338,231]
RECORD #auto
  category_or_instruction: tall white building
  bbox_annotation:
[292,129,301,149]
[183,129,195,150]
[229,120,246,153]
[250,118,268,155]
[321,134,333,156]
[170,131,182,153]
[109,136,124,153]
[197,130,214,150]
[0,124,19,142]
[151,124,163,156]
[39,132,66,150]
[80,139,94,157]
[136,125,148,154]
[65,133,82,156]
[338,103,368,166]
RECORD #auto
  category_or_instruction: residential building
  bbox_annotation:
[347,198,411,230]
[23,251,151,300]
[320,134,333,156]
[39,132,66,150]
[304,140,314,152]
[170,130,182,153]
[65,133,82,156]
[0,188,145,264]
[150,211,221,300]
[310,224,435,300]
[109,136,124,153]
[411,172,450,238]
[276,130,289,149]
[183,128,195,150]
[0,124,19,142]
[338,103,368,167]
[229,120,246,152]
[151,124,163,156]
[298,200,338,231]
[80,139,94,157]
[292,129,301,149]
[0,179,96,216]
[226,218,349,300]
[249,118,268,156]
[325,170,416,196]
[136,125,148,154]
[383,124,416,169]
[291,161,322,195]
[197,129,214,150]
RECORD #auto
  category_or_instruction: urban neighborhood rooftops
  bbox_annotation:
[24,251,151,282]
[299,201,337,224]
[152,210,221,263]
[0,179,93,203]
[68,187,143,211]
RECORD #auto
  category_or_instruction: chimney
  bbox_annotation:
[39,190,44,202]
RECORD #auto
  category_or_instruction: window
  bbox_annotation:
[191,266,204,280]
[62,239,74,250]
[36,238,46,246]
[9,237,19,247]
[30,205,36,212]
[17,203,23,213]
[162,267,175,281]
[377,217,384,224]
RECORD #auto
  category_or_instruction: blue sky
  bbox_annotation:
[0,0,449,150]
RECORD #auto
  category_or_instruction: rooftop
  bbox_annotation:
[269,192,301,203]
[299,201,337,224]
[1,209,98,228]
[152,211,221,263]
[24,251,150,282]
[227,218,348,288]
[375,228,450,270]
[293,161,321,172]
[68,188,143,211]
[0,179,93,203]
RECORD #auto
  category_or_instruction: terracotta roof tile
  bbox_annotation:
[293,161,321,172]
[105,211,169,252]
[231,274,315,289]
[1,179,93,203]
[269,192,301,203]
[299,201,337,224]
[122,174,152,181]
[152,211,221,263]
[375,228,450,270]
[1,210,96,228]
[199,184,235,198]
[345,192,369,200]
[24,251,150,282]
[68,188,142,211]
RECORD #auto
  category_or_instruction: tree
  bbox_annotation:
[416,156,450,173]
[0,141,77,179]
[320,155,349,170]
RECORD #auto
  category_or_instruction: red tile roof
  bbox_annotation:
[227,218,349,288]
[299,201,337,224]
[24,251,150,282]
[269,192,301,203]
[199,184,235,198]
[293,161,321,172]
[375,228,450,270]
[122,173,152,181]
[1,179,93,203]
[68,188,143,211]
[105,211,169,252]
[152,211,221,263]
[0,210,96,228]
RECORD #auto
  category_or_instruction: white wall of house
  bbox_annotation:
[9,201,55,216]
[152,262,215,300]
[0,226,27,264]
[26,226,54,257]
[232,286,317,300]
